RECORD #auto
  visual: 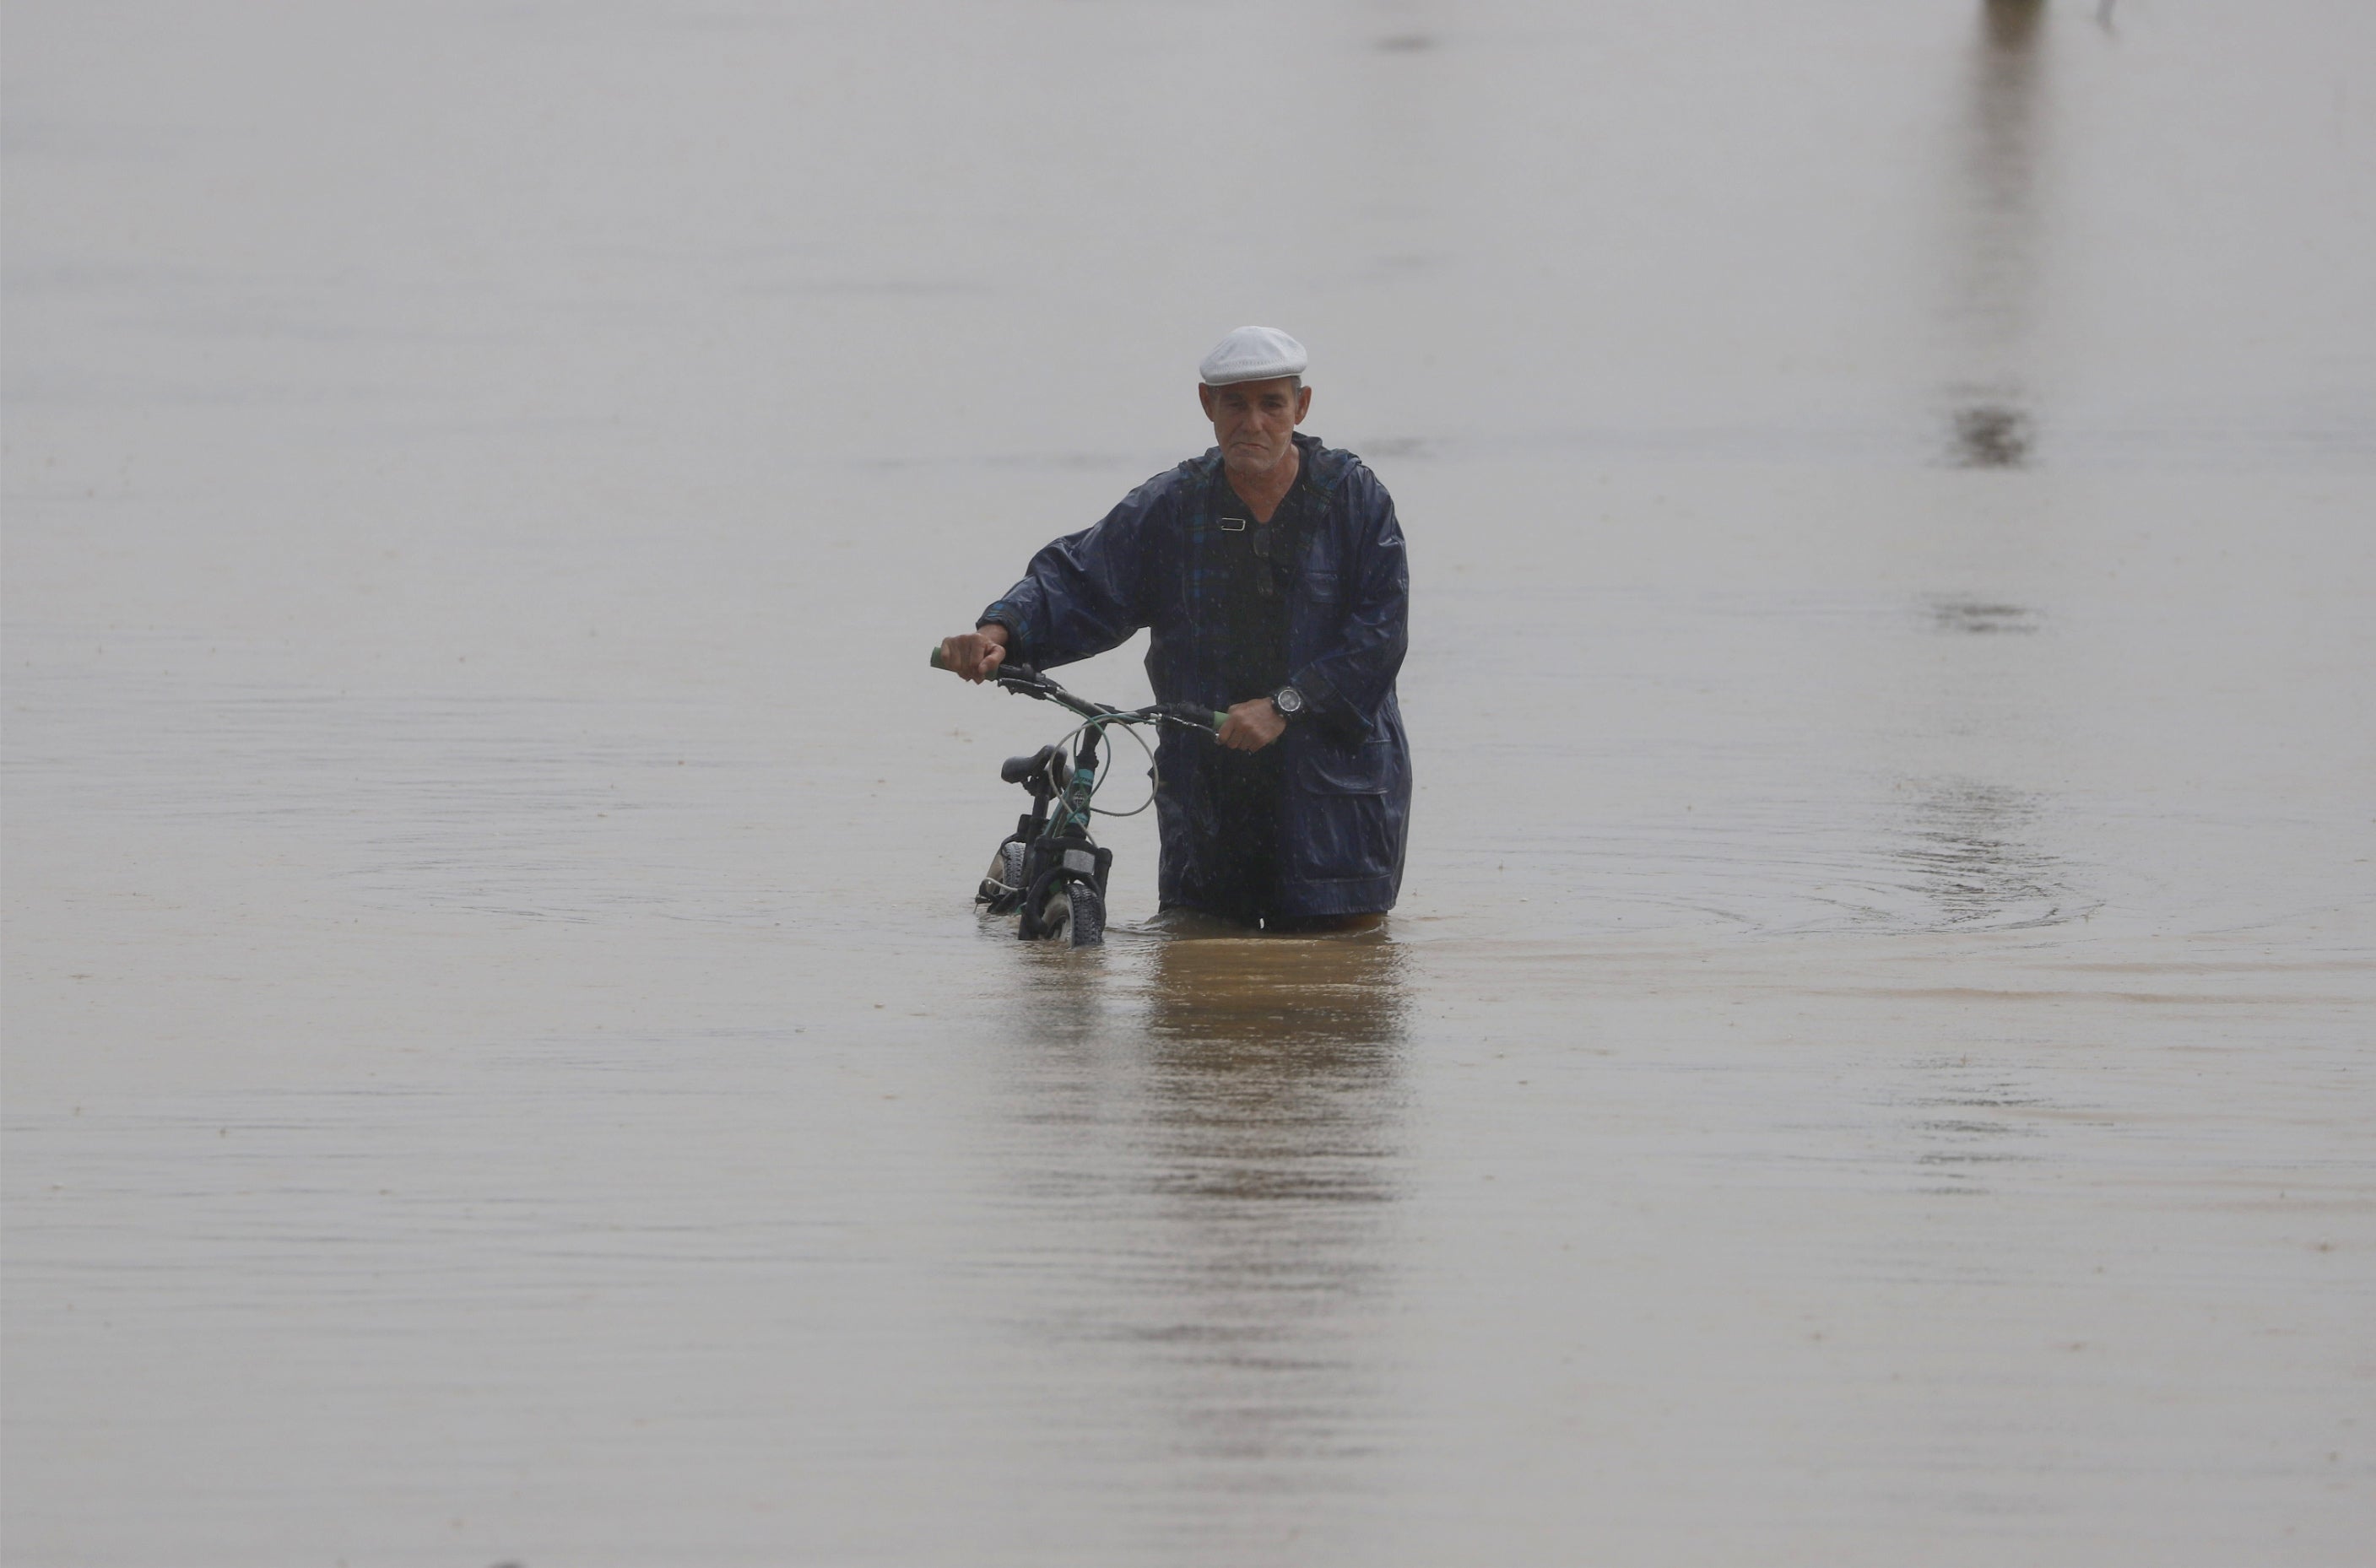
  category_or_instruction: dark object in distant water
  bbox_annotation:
[1949,403,2033,468]
[1376,34,1437,53]
[1930,598,2042,635]
[1984,0,2046,52]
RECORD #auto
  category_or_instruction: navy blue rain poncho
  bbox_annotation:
[982,434,1410,920]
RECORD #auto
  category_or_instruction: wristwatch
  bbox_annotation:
[1269,685,1307,722]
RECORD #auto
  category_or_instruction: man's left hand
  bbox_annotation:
[1217,698,1286,752]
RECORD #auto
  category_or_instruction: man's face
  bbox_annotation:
[1199,376,1312,480]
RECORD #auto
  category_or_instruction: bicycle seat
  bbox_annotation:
[1001,745,1058,784]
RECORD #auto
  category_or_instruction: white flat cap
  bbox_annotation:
[1199,325,1308,386]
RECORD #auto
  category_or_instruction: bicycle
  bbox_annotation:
[931,648,1226,946]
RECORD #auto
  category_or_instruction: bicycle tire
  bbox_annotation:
[979,841,1026,909]
[1066,881,1104,948]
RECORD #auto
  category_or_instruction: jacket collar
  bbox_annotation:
[1195,432,1352,497]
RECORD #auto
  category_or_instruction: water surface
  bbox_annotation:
[6,3,2373,1563]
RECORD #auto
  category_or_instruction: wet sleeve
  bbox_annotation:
[1291,469,1409,739]
[977,483,1161,669]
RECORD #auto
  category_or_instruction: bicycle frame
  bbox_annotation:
[934,649,1224,943]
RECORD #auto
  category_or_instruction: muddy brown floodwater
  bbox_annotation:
[5,3,2372,1564]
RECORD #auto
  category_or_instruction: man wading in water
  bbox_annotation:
[937,327,1411,933]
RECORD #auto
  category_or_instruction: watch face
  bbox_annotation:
[1274,686,1305,715]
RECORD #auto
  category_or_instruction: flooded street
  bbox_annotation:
[6,2,2372,1562]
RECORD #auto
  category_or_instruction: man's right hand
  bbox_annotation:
[938,624,1010,683]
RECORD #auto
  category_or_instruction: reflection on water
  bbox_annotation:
[1907,1055,2052,1198]
[1895,777,2078,930]
[1940,0,2052,467]
[1929,596,2041,635]
[997,938,1408,1474]
[1947,398,2034,468]
[1143,933,1409,1046]
[1140,935,1408,1205]
[1130,937,1407,1468]
[1981,0,2048,64]
[1965,0,2049,312]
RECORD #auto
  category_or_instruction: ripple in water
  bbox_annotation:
[1517,777,2094,936]
[1888,778,2078,931]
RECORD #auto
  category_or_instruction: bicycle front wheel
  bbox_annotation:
[1064,880,1104,948]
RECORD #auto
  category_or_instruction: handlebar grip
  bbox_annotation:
[934,644,1036,683]
[1157,703,1228,733]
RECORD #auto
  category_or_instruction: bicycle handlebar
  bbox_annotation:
[1159,703,1228,733]
[930,645,1225,732]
